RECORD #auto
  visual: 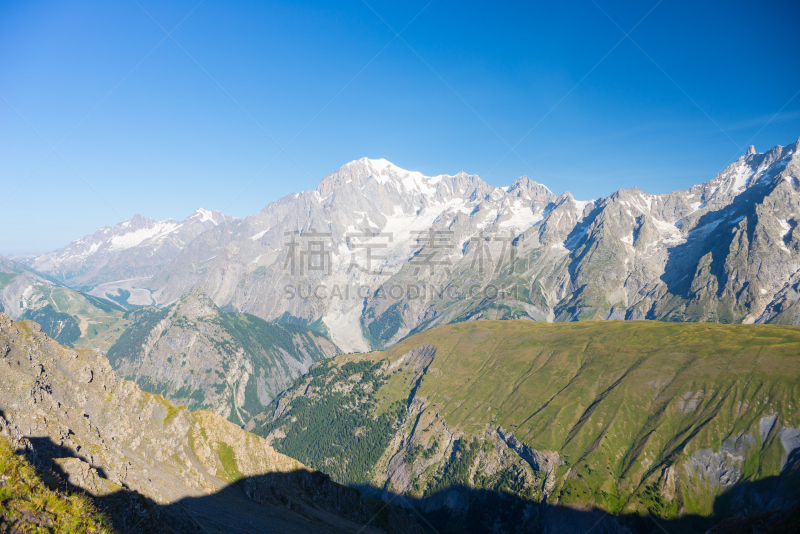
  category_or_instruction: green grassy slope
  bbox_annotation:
[0,437,115,533]
[254,320,800,530]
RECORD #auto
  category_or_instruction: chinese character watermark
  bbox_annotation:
[410,229,454,276]
[282,227,524,281]
[283,229,333,275]
[345,228,393,275]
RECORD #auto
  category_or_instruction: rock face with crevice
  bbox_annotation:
[0,312,420,533]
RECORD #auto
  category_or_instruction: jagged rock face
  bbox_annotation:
[17,139,800,352]
[0,312,420,533]
[129,159,558,352]
[252,320,800,533]
[0,311,280,503]
[105,287,339,425]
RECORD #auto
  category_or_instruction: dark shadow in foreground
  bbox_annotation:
[355,478,800,534]
[15,435,800,534]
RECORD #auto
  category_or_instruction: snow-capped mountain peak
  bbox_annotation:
[188,208,221,225]
[12,138,800,353]
[24,208,236,288]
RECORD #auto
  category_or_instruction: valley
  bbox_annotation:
[0,312,420,533]
[4,3,798,530]
[105,287,339,425]
[0,254,130,352]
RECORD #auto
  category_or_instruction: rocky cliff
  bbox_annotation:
[0,311,420,533]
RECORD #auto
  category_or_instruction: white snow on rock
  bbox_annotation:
[651,218,685,245]
[499,199,545,229]
[109,221,181,251]
[191,208,219,224]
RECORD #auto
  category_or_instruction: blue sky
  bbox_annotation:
[1,0,799,254]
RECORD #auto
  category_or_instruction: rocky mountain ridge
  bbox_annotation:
[0,311,420,533]
[17,208,234,304]
[13,139,800,352]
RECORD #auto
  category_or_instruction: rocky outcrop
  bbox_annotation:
[0,312,420,533]
[779,426,800,469]
[496,426,562,498]
[684,433,756,490]
[387,344,436,374]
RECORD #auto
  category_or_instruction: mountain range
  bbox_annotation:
[10,138,800,353]
[24,208,233,303]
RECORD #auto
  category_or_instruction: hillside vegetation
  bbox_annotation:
[0,437,114,533]
[106,287,340,425]
[253,320,800,532]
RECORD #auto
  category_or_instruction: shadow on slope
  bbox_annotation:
[358,475,800,534]
[660,182,772,311]
[13,435,800,534]
[16,435,421,534]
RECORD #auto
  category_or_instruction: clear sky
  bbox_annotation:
[2,0,799,254]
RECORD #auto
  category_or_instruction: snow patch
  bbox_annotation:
[726,162,755,193]
[192,208,217,224]
[779,219,792,239]
[573,199,592,214]
[499,199,545,229]
[551,242,569,254]
[651,218,684,245]
[251,230,268,241]
[359,158,439,195]
[109,221,181,251]
[779,219,792,253]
